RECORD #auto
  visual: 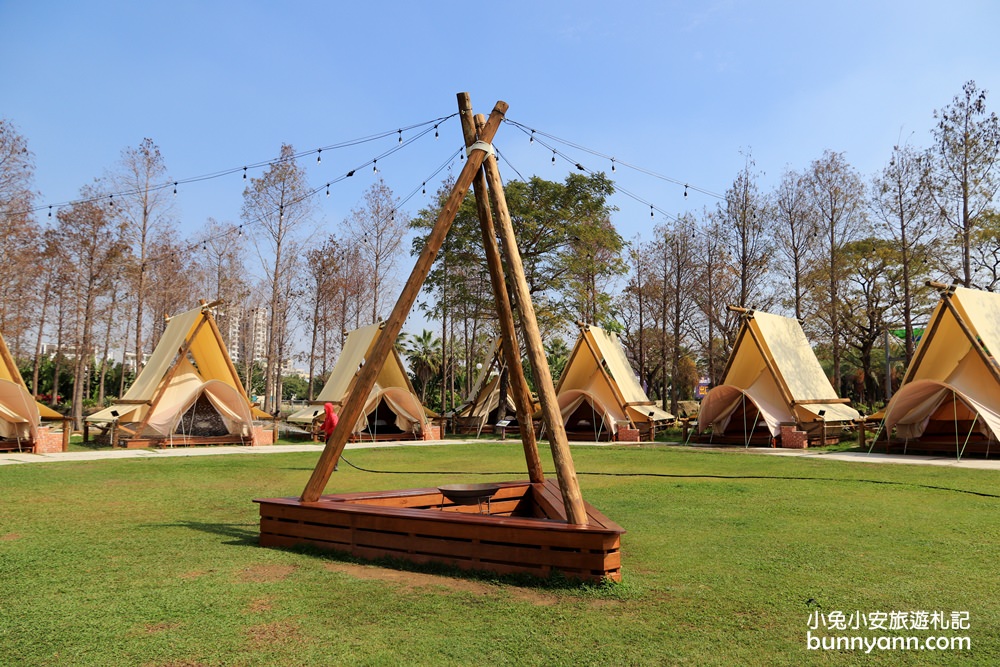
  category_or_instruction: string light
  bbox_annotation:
[434,125,439,140]
[422,182,426,195]
[243,166,247,180]
[372,160,378,174]
[108,194,114,207]
[326,183,330,197]
[684,185,688,198]
[650,205,654,219]
[48,205,52,218]
[552,151,556,165]
[317,149,322,164]
[529,130,535,144]
[279,204,284,220]
[398,130,402,144]
[173,182,178,196]
[611,158,616,173]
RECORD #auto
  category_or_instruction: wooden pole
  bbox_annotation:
[457,93,544,483]
[300,98,510,502]
[474,115,589,525]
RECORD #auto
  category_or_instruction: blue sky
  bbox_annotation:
[3,1,999,255]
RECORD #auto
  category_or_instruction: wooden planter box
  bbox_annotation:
[255,479,624,582]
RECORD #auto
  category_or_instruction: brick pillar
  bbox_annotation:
[779,424,808,449]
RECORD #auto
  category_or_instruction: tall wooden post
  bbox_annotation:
[300,99,509,502]
[457,93,544,484]
[474,115,589,525]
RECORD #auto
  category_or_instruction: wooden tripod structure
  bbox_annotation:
[256,94,623,582]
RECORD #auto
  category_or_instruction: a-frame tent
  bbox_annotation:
[286,322,432,440]
[553,323,674,441]
[87,302,268,447]
[454,337,538,435]
[697,308,859,446]
[0,329,63,452]
[878,285,1000,457]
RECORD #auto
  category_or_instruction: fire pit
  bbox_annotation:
[438,483,501,514]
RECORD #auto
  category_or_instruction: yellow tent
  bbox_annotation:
[454,337,538,434]
[0,329,62,447]
[880,286,1000,455]
[87,303,265,445]
[287,323,431,439]
[553,323,673,441]
[698,308,859,446]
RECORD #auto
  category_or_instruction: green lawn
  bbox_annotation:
[1,443,995,665]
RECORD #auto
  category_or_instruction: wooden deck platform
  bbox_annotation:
[255,478,624,582]
[123,434,253,448]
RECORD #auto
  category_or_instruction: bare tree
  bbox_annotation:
[56,185,127,428]
[718,153,775,310]
[242,144,312,414]
[803,150,866,394]
[870,143,938,363]
[773,168,816,319]
[110,138,174,377]
[928,80,1000,287]
[346,179,409,324]
[0,119,43,356]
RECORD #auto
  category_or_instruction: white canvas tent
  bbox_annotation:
[552,324,673,441]
[0,329,63,450]
[287,323,431,439]
[698,308,859,446]
[87,303,266,446]
[879,286,1000,456]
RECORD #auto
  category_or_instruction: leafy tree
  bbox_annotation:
[402,329,441,405]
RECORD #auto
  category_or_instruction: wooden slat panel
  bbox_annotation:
[260,518,353,545]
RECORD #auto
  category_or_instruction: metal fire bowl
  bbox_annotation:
[438,483,501,505]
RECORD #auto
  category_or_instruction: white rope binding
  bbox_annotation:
[466,140,495,158]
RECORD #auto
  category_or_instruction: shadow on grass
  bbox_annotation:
[149,521,261,547]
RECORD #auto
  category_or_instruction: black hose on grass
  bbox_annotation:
[336,456,1000,499]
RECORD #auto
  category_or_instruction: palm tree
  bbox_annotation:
[402,330,441,404]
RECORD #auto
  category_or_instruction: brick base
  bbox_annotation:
[422,424,442,440]
[34,426,65,453]
[779,425,808,449]
[252,426,276,446]
[616,427,640,443]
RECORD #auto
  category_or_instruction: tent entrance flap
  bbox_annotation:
[178,394,230,437]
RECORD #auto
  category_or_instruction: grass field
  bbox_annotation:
[1,442,996,665]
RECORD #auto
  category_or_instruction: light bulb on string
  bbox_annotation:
[279,205,284,221]
[529,130,535,144]
[422,182,426,195]
[243,167,247,180]
[108,194,114,208]
[551,151,556,165]
[373,160,378,174]
[398,130,402,144]
[48,205,52,218]
[650,205,654,219]
[317,149,322,164]
[684,185,688,198]
[611,158,616,173]
[326,183,330,198]
[173,182,178,196]
[434,125,439,140]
